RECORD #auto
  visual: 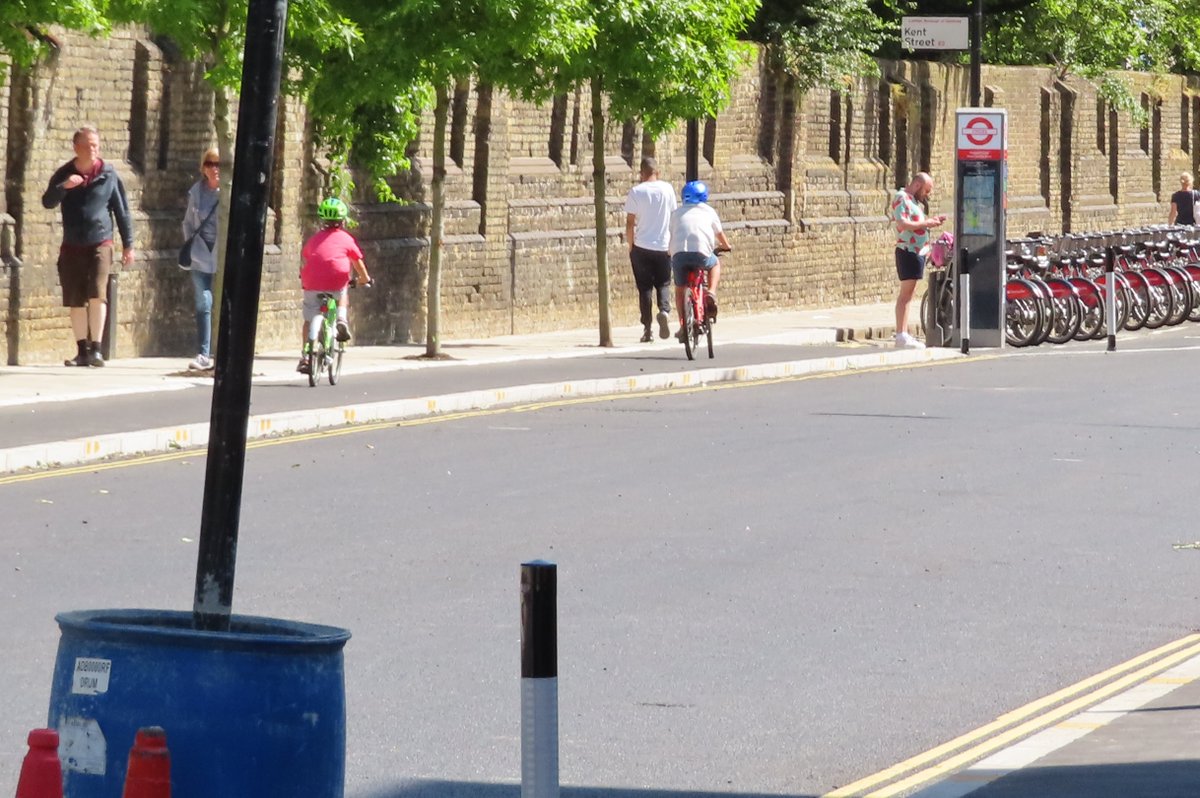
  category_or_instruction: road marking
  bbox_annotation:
[1149,675,1193,685]
[1032,343,1200,356]
[822,633,1200,797]
[899,650,1200,798]
[0,353,977,486]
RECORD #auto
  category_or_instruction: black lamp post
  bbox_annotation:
[193,0,290,632]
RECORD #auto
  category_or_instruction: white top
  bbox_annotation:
[623,179,677,251]
[668,202,722,257]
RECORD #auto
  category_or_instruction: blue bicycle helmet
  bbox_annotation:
[682,180,708,204]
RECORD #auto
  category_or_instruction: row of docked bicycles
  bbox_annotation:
[928,225,1200,347]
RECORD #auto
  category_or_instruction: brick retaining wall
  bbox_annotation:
[0,30,1186,362]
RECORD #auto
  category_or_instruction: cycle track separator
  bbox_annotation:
[0,347,965,476]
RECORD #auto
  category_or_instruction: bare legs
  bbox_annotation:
[895,278,918,334]
[68,299,106,342]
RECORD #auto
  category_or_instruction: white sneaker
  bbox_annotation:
[188,353,214,370]
[894,332,925,349]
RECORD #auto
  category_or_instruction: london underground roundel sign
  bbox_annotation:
[957,111,1006,160]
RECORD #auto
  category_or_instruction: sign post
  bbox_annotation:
[954,109,1007,348]
[901,14,979,104]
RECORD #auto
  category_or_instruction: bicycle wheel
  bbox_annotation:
[1025,277,1054,346]
[329,342,343,385]
[705,321,714,358]
[938,279,956,333]
[1043,278,1081,345]
[1005,279,1044,347]
[307,347,320,387]
[1141,268,1174,329]
[1121,272,1150,331]
[309,321,328,387]
[682,297,695,360]
[1181,264,1200,321]
[1161,266,1192,326]
[1069,278,1103,341]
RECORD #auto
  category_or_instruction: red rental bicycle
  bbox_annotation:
[679,247,729,360]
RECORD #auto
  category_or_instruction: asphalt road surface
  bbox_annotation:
[4,331,1200,797]
[0,342,852,448]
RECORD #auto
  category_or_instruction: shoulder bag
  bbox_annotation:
[178,201,219,270]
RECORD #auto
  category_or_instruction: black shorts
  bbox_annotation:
[58,244,112,307]
[895,248,925,282]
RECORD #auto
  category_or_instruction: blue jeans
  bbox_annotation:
[191,270,214,356]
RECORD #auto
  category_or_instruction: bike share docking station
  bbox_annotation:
[927,108,1008,348]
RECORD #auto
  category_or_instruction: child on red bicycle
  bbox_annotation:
[297,197,371,374]
[669,180,731,340]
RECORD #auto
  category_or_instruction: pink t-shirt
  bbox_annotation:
[301,227,363,291]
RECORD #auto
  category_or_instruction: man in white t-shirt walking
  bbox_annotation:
[624,157,677,342]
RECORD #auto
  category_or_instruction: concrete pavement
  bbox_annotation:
[0,302,964,474]
[0,302,911,407]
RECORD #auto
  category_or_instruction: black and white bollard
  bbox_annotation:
[1105,248,1117,352]
[521,561,558,798]
[958,247,971,354]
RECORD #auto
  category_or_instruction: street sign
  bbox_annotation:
[901,16,969,50]
[956,111,1006,161]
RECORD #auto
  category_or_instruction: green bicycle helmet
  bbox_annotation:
[317,197,349,223]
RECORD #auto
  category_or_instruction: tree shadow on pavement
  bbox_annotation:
[360,782,813,798]
[937,760,1200,798]
[360,759,1200,798]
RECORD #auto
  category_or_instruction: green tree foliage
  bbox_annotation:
[977,0,1199,124]
[298,38,427,203]
[1,0,111,68]
[310,0,593,356]
[112,0,356,153]
[983,0,1199,76]
[750,0,891,93]
[105,0,358,338]
[555,0,759,347]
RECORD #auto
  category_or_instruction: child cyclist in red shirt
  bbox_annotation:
[297,197,372,373]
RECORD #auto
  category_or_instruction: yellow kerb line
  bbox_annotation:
[823,634,1200,798]
[1,353,972,485]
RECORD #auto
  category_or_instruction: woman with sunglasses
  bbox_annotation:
[182,147,221,370]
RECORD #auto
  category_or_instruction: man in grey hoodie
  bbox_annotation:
[42,126,135,367]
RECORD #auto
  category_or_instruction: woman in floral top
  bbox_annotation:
[890,172,946,348]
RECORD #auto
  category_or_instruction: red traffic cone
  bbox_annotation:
[121,727,170,798]
[15,728,63,798]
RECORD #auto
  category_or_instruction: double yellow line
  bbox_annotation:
[824,633,1200,797]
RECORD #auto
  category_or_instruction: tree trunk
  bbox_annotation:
[425,83,449,357]
[591,75,612,347]
[209,85,234,353]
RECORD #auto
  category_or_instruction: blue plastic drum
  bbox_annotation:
[47,609,351,798]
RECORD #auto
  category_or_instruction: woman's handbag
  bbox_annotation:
[178,201,219,270]
[177,238,195,269]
